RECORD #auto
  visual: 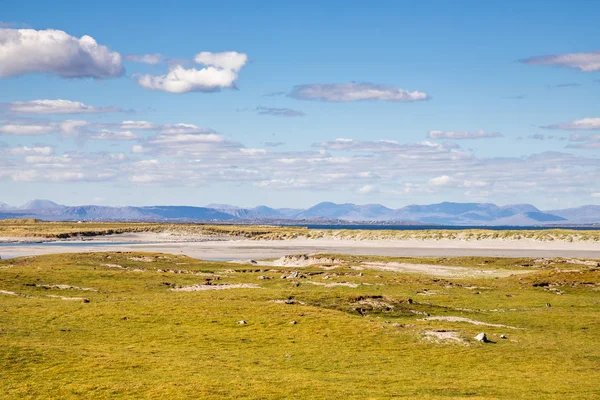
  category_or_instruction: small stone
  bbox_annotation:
[474,332,487,342]
[290,320,297,325]
[237,320,247,325]
[82,298,90,303]
[407,298,413,304]
[546,302,552,307]
[257,275,269,280]
[500,334,507,339]
[284,354,292,358]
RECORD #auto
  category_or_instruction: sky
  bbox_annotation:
[0,0,598,209]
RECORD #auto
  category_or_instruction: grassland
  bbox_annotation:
[1,252,599,399]
[1,219,599,242]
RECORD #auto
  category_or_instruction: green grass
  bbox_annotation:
[1,252,599,399]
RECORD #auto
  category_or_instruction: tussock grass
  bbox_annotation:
[1,252,599,399]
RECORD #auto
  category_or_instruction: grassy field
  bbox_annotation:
[1,219,599,242]
[1,252,599,399]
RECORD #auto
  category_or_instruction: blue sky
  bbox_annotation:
[0,0,598,209]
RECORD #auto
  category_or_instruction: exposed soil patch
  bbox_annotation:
[422,330,468,345]
[34,284,97,291]
[305,281,359,288]
[361,261,529,278]
[423,316,521,329]
[171,283,261,292]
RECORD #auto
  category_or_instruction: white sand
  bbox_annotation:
[0,233,598,260]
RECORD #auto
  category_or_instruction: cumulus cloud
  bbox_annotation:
[289,83,429,102]
[0,28,123,78]
[428,130,502,140]
[544,118,600,130]
[194,51,247,71]
[3,99,121,114]
[256,106,305,117]
[125,53,163,65]
[520,50,600,72]
[136,51,248,93]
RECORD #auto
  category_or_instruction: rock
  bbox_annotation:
[289,271,298,279]
[284,354,292,358]
[290,320,297,325]
[546,302,552,307]
[500,334,507,339]
[392,323,404,328]
[236,320,247,325]
[257,275,270,280]
[407,298,413,304]
[82,298,90,303]
[474,332,487,342]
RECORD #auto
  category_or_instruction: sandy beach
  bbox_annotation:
[1,232,598,260]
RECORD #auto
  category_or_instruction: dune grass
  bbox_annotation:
[0,219,599,242]
[1,252,599,399]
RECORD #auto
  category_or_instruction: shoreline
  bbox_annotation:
[1,232,598,260]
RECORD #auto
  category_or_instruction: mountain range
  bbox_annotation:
[0,200,599,226]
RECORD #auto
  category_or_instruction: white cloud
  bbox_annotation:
[592,193,600,198]
[86,129,139,140]
[159,123,214,135]
[59,120,89,136]
[5,99,120,114]
[131,145,147,154]
[520,50,600,72]
[8,146,54,156]
[0,28,123,78]
[429,175,454,187]
[0,123,54,135]
[428,130,502,140]
[136,51,248,94]
[194,51,248,71]
[136,65,239,93]
[289,83,429,102]
[358,185,378,194]
[545,118,600,130]
[121,120,157,130]
[125,53,163,65]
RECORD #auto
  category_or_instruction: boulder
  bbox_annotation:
[474,332,487,342]
[236,320,247,325]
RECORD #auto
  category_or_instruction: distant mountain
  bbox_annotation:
[548,205,600,224]
[20,199,64,210]
[295,202,394,221]
[1,200,598,225]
